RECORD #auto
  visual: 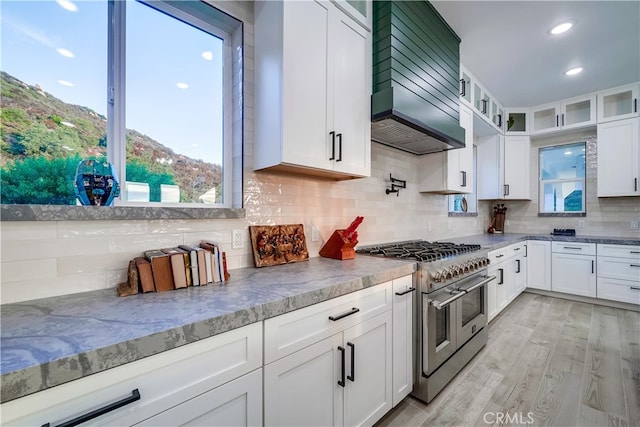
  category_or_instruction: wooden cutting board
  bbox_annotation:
[249,224,309,267]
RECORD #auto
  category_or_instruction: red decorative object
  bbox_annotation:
[319,216,364,260]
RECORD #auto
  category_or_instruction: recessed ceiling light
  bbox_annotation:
[565,67,583,76]
[550,21,574,35]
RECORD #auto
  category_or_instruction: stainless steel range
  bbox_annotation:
[357,240,495,403]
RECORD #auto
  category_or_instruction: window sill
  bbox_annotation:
[538,212,586,217]
[0,205,245,221]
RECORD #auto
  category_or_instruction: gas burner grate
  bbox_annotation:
[357,240,482,260]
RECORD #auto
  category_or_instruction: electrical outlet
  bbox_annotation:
[232,229,243,249]
[631,221,639,230]
[578,220,585,229]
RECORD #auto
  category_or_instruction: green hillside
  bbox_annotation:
[0,71,222,205]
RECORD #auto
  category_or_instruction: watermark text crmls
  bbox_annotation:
[483,411,535,425]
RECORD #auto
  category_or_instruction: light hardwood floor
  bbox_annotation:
[375,292,640,427]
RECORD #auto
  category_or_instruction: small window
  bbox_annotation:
[539,142,586,214]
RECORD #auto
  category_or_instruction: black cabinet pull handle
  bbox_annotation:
[631,286,640,291]
[42,389,140,427]
[635,177,638,192]
[516,259,521,274]
[495,254,504,258]
[630,264,640,268]
[563,246,583,250]
[503,184,509,196]
[524,244,528,257]
[562,113,565,126]
[461,170,467,187]
[556,115,559,127]
[497,114,503,128]
[336,133,342,162]
[395,287,416,296]
[460,78,466,97]
[331,131,337,161]
[591,260,595,274]
[498,268,504,285]
[347,342,355,382]
[329,307,359,321]
[338,346,346,387]
[481,99,488,114]
[634,98,638,113]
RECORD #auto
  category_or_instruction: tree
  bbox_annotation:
[1,155,82,205]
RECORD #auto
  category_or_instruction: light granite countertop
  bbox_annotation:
[2,232,638,404]
[0,256,415,403]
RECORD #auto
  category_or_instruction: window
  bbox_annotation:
[1,0,241,208]
[539,142,586,214]
[449,146,478,215]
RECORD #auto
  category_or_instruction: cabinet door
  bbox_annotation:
[552,253,597,297]
[498,259,515,311]
[392,275,414,407]
[526,241,551,290]
[505,108,529,135]
[503,136,531,199]
[264,333,343,427]
[514,254,527,296]
[487,263,501,322]
[343,311,392,427]
[477,134,504,200]
[531,103,560,134]
[136,369,262,427]
[597,83,640,123]
[597,118,640,197]
[281,0,332,171]
[450,105,474,193]
[332,9,371,177]
[561,95,596,130]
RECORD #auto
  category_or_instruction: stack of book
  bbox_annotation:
[118,241,229,296]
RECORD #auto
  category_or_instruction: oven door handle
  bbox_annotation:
[430,290,466,310]
[459,275,496,293]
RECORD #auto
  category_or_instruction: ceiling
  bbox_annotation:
[431,1,640,108]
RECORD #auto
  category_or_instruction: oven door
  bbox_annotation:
[423,287,462,376]
[455,272,493,347]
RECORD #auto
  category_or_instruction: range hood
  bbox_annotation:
[371,1,465,155]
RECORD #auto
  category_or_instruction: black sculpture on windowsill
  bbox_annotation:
[74,159,120,206]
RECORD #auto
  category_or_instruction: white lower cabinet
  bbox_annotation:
[551,242,597,297]
[136,369,262,427]
[525,240,551,290]
[391,275,414,407]
[487,243,526,322]
[597,244,640,304]
[1,322,263,427]
[264,311,392,427]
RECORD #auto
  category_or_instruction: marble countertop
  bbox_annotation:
[0,256,415,403]
[443,233,640,251]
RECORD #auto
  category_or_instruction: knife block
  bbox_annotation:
[319,229,358,260]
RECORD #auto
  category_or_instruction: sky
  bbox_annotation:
[0,0,224,165]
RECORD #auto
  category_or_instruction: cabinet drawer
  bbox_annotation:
[2,322,263,426]
[597,277,640,305]
[597,244,640,259]
[552,241,596,255]
[508,242,526,257]
[488,247,508,264]
[264,281,392,364]
[598,257,640,281]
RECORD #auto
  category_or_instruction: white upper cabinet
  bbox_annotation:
[531,94,596,135]
[460,65,503,134]
[504,108,530,135]
[597,117,640,197]
[254,0,371,179]
[332,0,372,30]
[477,134,531,200]
[597,83,640,123]
[418,104,474,194]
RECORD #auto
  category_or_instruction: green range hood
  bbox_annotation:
[371,0,465,155]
